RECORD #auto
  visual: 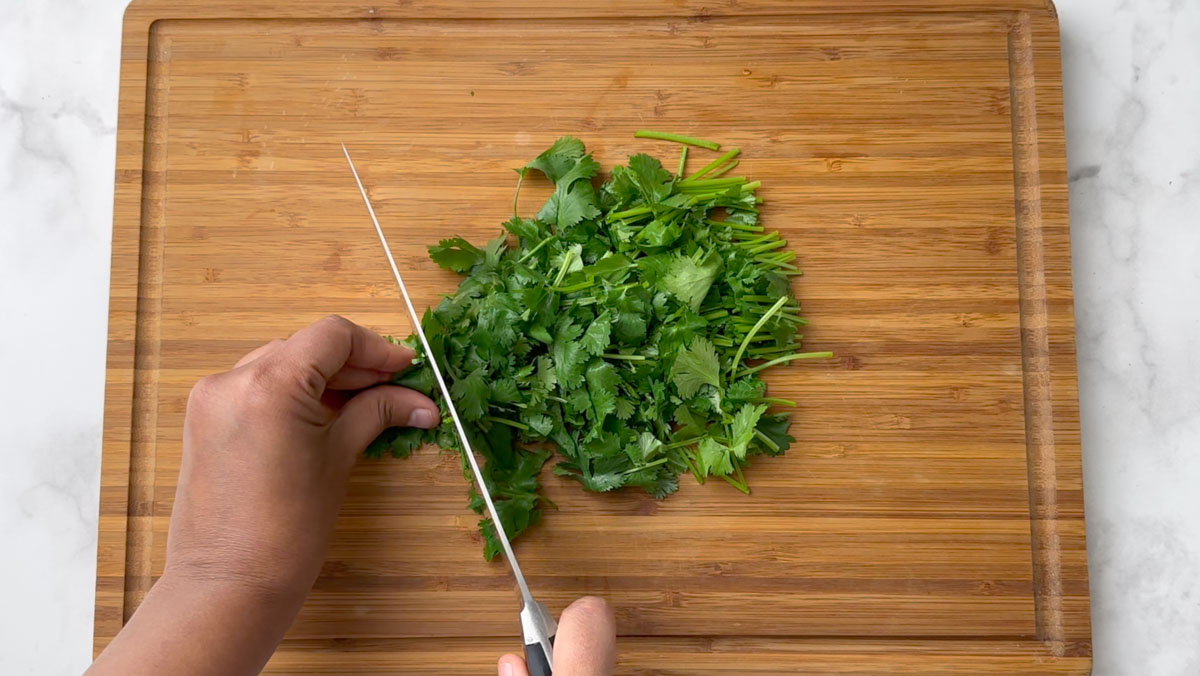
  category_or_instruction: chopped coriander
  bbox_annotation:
[369,135,830,560]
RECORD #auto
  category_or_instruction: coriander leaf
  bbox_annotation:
[581,310,612,356]
[671,337,721,399]
[555,180,601,230]
[697,437,734,476]
[754,412,795,457]
[449,367,488,421]
[525,136,586,183]
[729,403,768,459]
[585,359,621,422]
[662,252,723,311]
[429,237,483,273]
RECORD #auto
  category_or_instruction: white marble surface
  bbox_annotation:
[1,0,1197,673]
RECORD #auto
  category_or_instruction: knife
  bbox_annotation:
[342,144,558,675]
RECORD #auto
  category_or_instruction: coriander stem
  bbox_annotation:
[709,219,763,232]
[737,233,777,247]
[553,280,596,293]
[721,473,751,494]
[709,160,740,178]
[601,353,646,361]
[740,180,762,193]
[751,397,797,407]
[748,343,800,357]
[754,429,780,452]
[735,351,834,378]
[747,240,788,255]
[547,395,567,404]
[485,416,529,431]
[665,436,703,450]
[734,461,747,486]
[702,309,729,320]
[607,205,653,222]
[677,145,688,177]
[551,249,576,288]
[684,147,741,182]
[622,456,670,475]
[518,235,555,263]
[634,130,721,151]
[729,296,789,379]
[512,168,527,218]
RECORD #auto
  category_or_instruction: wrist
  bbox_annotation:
[156,565,308,619]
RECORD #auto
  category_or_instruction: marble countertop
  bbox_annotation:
[2,1,1197,674]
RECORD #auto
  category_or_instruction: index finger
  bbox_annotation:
[279,315,414,385]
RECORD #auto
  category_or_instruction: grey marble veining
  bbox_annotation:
[0,1,1197,674]
[1060,1,1200,673]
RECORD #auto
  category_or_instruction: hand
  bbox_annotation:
[167,314,440,601]
[498,597,617,676]
[88,315,439,676]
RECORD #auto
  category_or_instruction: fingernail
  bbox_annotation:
[408,408,436,428]
[498,663,513,676]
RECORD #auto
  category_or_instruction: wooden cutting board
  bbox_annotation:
[96,0,1090,672]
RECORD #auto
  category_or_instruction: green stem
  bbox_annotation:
[747,240,788,255]
[602,353,647,361]
[622,456,670,475]
[607,204,653,222]
[729,296,789,379]
[680,177,747,189]
[735,351,834,378]
[737,233,778,248]
[709,160,740,178]
[702,309,729,320]
[758,250,796,263]
[709,219,763,232]
[684,147,741,181]
[751,397,797,407]
[754,429,780,452]
[512,168,527,218]
[551,249,576,288]
[721,473,751,494]
[740,180,762,193]
[748,343,801,357]
[634,130,721,151]
[734,461,747,486]
[485,416,529,431]
[665,436,703,450]
[554,279,596,294]
[518,235,555,264]
[677,145,688,177]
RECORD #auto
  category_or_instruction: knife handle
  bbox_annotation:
[524,634,555,676]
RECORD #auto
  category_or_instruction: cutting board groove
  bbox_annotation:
[97,1,1089,672]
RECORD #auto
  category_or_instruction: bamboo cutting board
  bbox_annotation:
[96,0,1090,672]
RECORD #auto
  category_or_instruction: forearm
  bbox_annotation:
[87,573,303,676]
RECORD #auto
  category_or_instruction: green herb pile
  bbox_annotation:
[368,132,830,560]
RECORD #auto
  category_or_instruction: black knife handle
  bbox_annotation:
[524,634,556,676]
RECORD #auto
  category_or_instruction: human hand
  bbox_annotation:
[166,314,440,604]
[88,315,441,676]
[498,597,617,676]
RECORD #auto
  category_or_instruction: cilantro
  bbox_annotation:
[373,135,832,560]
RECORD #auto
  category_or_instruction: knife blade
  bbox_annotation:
[341,144,557,674]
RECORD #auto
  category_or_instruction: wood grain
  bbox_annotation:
[97,1,1089,672]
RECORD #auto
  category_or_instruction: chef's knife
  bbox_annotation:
[342,144,557,675]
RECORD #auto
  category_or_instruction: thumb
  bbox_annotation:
[553,596,617,675]
[497,597,615,676]
[331,385,440,454]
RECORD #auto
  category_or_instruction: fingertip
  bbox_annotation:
[407,405,440,429]
[498,653,528,676]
